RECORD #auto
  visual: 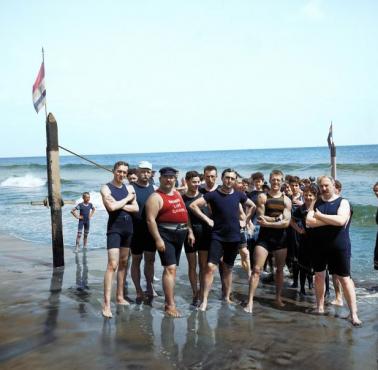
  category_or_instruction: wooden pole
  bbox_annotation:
[46,113,64,267]
[331,155,336,180]
[327,122,337,179]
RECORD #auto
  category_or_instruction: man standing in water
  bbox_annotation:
[190,168,256,311]
[146,167,194,317]
[101,161,139,318]
[306,176,361,326]
[244,170,292,313]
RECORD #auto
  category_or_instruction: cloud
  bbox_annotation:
[301,0,325,21]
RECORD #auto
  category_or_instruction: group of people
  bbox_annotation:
[73,160,366,326]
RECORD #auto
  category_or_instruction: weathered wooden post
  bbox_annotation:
[46,113,64,267]
[327,122,337,179]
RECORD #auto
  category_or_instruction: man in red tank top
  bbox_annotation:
[146,167,194,317]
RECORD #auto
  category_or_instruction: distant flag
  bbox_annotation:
[32,62,46,113]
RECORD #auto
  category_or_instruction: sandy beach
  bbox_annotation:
[0,233,377,370]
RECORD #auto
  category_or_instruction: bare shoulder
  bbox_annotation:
[126,184,135,193]
[147,192,161,203]
[339,198,351,212]
[100,184,110,196]
[283,194,292,207]
[257,192,267,204]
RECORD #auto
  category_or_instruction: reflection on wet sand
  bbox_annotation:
[1,238,376,370]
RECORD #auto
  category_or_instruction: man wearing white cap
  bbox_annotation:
[130,161,157,302]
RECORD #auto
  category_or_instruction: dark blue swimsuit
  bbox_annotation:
[106,182,133,249]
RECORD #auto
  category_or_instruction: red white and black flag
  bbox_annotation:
[32,62,46,113]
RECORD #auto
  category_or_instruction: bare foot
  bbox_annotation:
[317,307,325,314]
[102,305,113,318]
[331,299,343,306]
[198,301,207,312]
[165,305,181,318]
[347,314,362,327]
[116,298,130,306]
[275,298,285,308]
[243,303,253,314]
[224,297,236,305]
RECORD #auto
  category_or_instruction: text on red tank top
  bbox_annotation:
[156,189,189,223]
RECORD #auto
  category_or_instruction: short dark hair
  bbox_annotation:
[127,168,137,176]
[221,168,236,178]
[113,161,129,172]
[251,172,264,181]
[303,184,319,197]
[82,192,90,197]
[289,176,300,185]
[204,165,217,174]
[185,170,200,180]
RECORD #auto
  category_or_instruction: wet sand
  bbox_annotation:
[0,233,377,370]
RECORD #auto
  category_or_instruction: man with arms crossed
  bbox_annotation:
[244,169,291,313]
[306,175,361,326]
[190,168,256,312]
[101,161,139,318]
[146,167,194,317]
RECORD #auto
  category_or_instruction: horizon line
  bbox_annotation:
[0,143,377,160]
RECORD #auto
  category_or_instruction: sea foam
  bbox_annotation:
[0,174,46,188]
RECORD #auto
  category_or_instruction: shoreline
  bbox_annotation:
[0,232,377,369]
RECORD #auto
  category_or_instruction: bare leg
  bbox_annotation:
[75,233,81,251]
[131,253,144,300]
[144,251,157,296]
[83,234,88,248]
[199,263,217,311]
[244,245,268,313]
[163,264,180,317]
[198,250,208,302]
[331,274,344,306]
[314,271,326,313]
[337,275,361,326]
[221,262,234,303]
[273,248,287,307]
[186,252,199,304]
[102,248,119,318]
[116,247,130,305]
[239,246,251,277]
[218,262,225,298]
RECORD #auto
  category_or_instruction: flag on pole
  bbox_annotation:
[32,62,46,113]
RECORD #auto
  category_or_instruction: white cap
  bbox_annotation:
[138,160,152,170]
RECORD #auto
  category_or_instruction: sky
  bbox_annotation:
[1,0,377,157]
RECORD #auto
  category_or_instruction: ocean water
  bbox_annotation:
[0,144,377,283]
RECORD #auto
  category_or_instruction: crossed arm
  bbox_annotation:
[256,193,292,229]
[306,198,350,228]
[100,184,139,213]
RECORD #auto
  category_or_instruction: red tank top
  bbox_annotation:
[156,189,189,224]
